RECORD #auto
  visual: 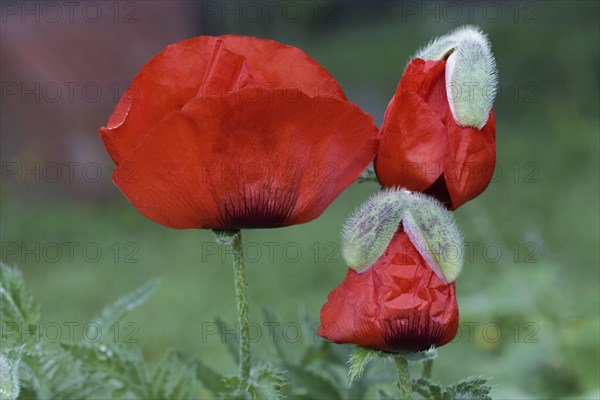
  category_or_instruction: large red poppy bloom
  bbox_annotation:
[374,58,495,210]
[318,230,459,352]
[100,35,378,229]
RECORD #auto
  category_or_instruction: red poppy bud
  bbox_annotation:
[100,35,378,229]
[375,26,497,210]
[318,231,459,352]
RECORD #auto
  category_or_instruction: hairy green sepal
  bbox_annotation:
[341,189,463,283]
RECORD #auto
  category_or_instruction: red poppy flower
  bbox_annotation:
[100,35,378,229]
[374,58,496,210]
[318,230,459,352]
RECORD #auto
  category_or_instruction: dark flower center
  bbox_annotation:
[382,314,446,352]
[217,185,299,229]
[424,174,453,210]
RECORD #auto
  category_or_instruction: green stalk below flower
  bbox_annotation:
[215,229,251,390]
[395,356,412,400]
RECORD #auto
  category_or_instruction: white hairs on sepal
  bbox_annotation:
[414,26,498,129]
[400,191,464,283]
[340,189,408,273]
[340,189,464,283]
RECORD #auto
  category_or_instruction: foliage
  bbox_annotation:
[0,263,385,399]
[410,377,493,400]
[1,263,493,399]
[347,347,492,400]
[0,263,228,399]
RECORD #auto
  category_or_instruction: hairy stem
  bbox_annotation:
[395,356,412,400]
[423,359,433,379]
[215,229,250,389]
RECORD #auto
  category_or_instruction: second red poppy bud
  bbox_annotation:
[375,26,498,210]
[319,189,463,352]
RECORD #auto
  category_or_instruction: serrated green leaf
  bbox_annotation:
[248,364,287,400]
[220,376,246,400]
[18,348,102,399]
[0,264,40,347]
[378,388,396,400]
[348,346,382,384]
[284,363,343,399]
[168,367,197,400]
[151,350,199,400]
[431,383,443,400]
[443,376,492,400]
[151,351,174,398]
[0,353,20,400]
[94,279,159,334]
[261,308,289,363]
[177,352,228,394]
[413,378,443,400]
[215,317,240,364]
[297,312,347,369]
[61,342,150,398]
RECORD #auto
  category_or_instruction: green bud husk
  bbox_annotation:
[414,25,498,129]
[341,190,408,272]
[402,192,464,283]
[341,189,463,282]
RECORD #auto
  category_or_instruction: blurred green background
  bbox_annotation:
[1,1,599,398]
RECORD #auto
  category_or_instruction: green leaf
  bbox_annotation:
[168,368,196,400]
[61,342,150,398]
[348,346,382,384]
[442,376,492,400]
[215,317,240,364]
[94,279,159,334]
[296,310,347,366]
[151,350,198,400]
[261,308,289,363]
[0,264,40,347]
[248,364,287,400]
[177,352,228,394]
[284,364,343,400]
[0,353,20,400]
[412,378,443,400]
[378,388,396,400]
[151,351,174,398]
[18,348,102,399]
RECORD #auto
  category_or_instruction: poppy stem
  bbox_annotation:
[423,359,433,379]
[215,229,251,389]
[394,356,412,400]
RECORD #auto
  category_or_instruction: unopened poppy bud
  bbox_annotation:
[341,189,463,283]
[376,25,498,209]
[320,190,463,352]
[320,230,459,352]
